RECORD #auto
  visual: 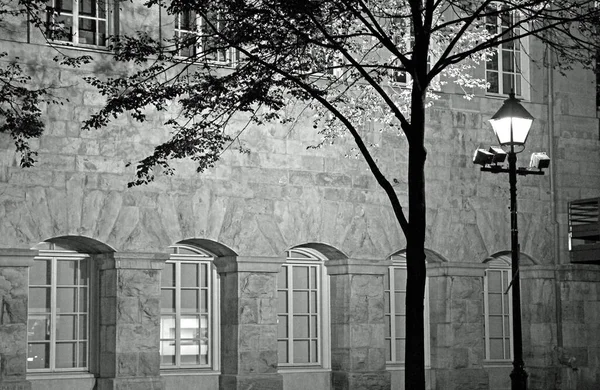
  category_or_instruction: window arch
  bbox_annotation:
[160,244,219,370]
[28,242,92,372]
[483,257,513,361]
[277,248,329,367]
[384,252,430,366]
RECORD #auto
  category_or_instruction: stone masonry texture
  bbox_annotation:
[0,1,600,390]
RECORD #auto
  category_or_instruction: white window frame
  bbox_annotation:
[485,7,530,100]
[46,0,113,47]
[174,10,237,64]
[28,245,91,373]
[483,258,513,362]
[160,245,220,371]
[277,248,330,369]
[385,254,430,368]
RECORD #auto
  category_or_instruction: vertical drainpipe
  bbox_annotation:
[547,44,564,377]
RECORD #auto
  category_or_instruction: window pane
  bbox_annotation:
[79,314,87,339]
[55,342,76,368]
[293,316,309,338]
[293,340,309,363]
[27,343,50,369]
[30,260,50,285]
[180,340,200,364]
[310,267,317,289]
[162,263,175,287]
[293,266,309,289]
[160,341,176,365]
[394,268,406,291]
[200,264,208,287]
[79,287,88,312]
[181,289,199,312]
[181,316,199,339]
[278,340,288,363]
[57,315,76,340]
[503,73,514,95]
[487,71,499,93]
[489,339,505,359]
[80,0,96,16]
[161,290,175,312]
[395,315,406,338]
[29,288,50,311]
[161,316,176,339]
[310,340,318,362]
[488,271,502,292]
[78,342,87,367]
[78,18,96,45]
[310,315,317,337]
[181,264,199,287]
[57,260,76,285]
[395,339,405,362]
[28,315,50,341]
[489,294,503,314]
[79,260,88,285]
[57,287,76,312]
[293,292,309,313]
[310,291,317,313]
[394,292,405,314]
[278,315,288,338]
[489,316,504,337]
[200,289,208,312]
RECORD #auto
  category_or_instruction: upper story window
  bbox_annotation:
[174,10,237,64]
[277,248,329,367]
[46,0,110,47]
[28,244,91,371]
[160,245,219,370]
[384,253,430,365]
[485,7,530,99]
[483,258,513,361]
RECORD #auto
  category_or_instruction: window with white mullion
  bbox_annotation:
[278,250,323,366]
[28,252,90,372]
[47,0,108,46]
[384,264,407,363]
[485,7,528,98]
[175,10,236,64]
[161,246,213,369]
[483,265,513,361]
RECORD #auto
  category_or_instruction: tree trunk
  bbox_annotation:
[404,85,428,390]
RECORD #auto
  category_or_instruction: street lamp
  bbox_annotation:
[473,92,549,390]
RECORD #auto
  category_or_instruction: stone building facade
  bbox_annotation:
[1,2,600,390]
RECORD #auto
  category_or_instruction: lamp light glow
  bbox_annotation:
[488,92,534,147]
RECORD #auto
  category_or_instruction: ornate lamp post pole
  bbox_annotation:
[474,92,549,390]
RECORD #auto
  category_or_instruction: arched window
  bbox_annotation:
[277,248,329,366]
[28,243,91,371]
[160,245,219,369]
[384,253,430,366]
[483,257,513,361]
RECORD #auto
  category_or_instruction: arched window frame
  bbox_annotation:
[385,253,430,368]
[483,257,513,362]
[277,248,330,369]
[160,244,220,371]
[28,242,95,373]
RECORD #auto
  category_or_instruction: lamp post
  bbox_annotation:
[474,92,549,390]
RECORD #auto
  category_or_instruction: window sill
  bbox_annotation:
[27,372,95,380]
[278,367,330,374]
[160,369,220,376]
[47,41,111,54]
[485,92,529,102]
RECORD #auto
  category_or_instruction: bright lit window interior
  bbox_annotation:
[277,248,324,366]
[28,243,90,371]
[160,245,216,368]
[483,258,513,361]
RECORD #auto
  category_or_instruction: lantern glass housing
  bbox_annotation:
[488,92,534,147]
